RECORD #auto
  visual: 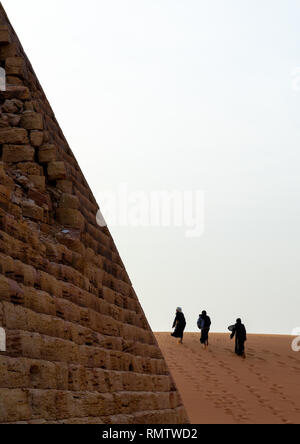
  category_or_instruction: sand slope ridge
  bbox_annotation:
[155,333,300,424]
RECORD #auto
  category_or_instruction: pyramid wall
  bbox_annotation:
[0,4,188,424]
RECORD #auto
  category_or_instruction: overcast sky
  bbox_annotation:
[3,0,300,334]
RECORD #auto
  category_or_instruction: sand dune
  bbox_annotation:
[155,333,300,424]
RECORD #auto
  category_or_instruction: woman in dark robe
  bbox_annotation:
[171,307,186,344]
[230,318,247,358]
[198,310,211,349]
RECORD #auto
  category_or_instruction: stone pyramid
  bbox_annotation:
[0,3,188,424]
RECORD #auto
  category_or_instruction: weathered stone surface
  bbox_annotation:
[28,189,51,209]
[56,208,84,230]
[0,3,188,425]
[5,57,25,77]
[47,161,67,180]
[20,111,43,130]
[1,98,23,113]
[24,101,34,111]
[28,175,45,191]
[38,144,57,163]
[0,127,28,144]
[6,76,23,86]
[22,201,44,221]
[57,180,73,194]
[17,162,43,176]
[2,144,35,163]
[0,85,30,100]
[0,25,10,44]
[30,131,44,147]
[59,193,79,210]
[0,184,11,208]
[0,162,14,188]
[0,115,9,128]
[2,113,20,127]
[0,42,18,60]
[0,389,32,422]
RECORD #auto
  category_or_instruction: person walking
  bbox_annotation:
[197,310,211,349]
[171,307,186,345]
[230,318,247,358]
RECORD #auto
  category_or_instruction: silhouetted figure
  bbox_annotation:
[171,307,186,344]
[230,318,247,358]
[198,310,211,349]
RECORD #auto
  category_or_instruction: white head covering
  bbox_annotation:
[176,307,182,313]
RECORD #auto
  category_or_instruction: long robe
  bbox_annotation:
[199,315,211,345]
[171,312,186,339]
[231,323,247,356]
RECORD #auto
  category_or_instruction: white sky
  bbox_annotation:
[3,0,300,334]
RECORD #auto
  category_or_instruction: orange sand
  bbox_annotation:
[155,333,300,424]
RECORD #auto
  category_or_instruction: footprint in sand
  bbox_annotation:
[259,376,268,383]
[257,357,267,362]
[240,415,249,421]
[277,361,286,367]
[269,407,279,416]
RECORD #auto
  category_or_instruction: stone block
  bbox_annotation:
[2,113,20,127]
[20,111,43,130]
[56,208,84,230]
[2,144,35,163]
[0,388,32,422]
[39,271,62,298]
[0,85,30,100]
[59,193,79,210]
[29,389,57,420]
[47,161,67,181]
[0,42,18,60]
[22,201,44,221]
[38,144,57,163]
[24,101,34,111]
[28,175,45,191]
[30,131,44,147]
[28,189,50,208]
[2,98,23,113]
[0,116,9,128]
[0,184,11,207]
[17,162,43,176]
[0,275,10,300]
[6,76,23,86]
[57,180,73,194]
[23,286,56,316]
[5,57,25,77]
[0,26,10,44]
[0,127,28,144]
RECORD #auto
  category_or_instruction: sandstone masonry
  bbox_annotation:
[0,3,188,424]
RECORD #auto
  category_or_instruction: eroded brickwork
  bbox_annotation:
[0,4,188,424]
